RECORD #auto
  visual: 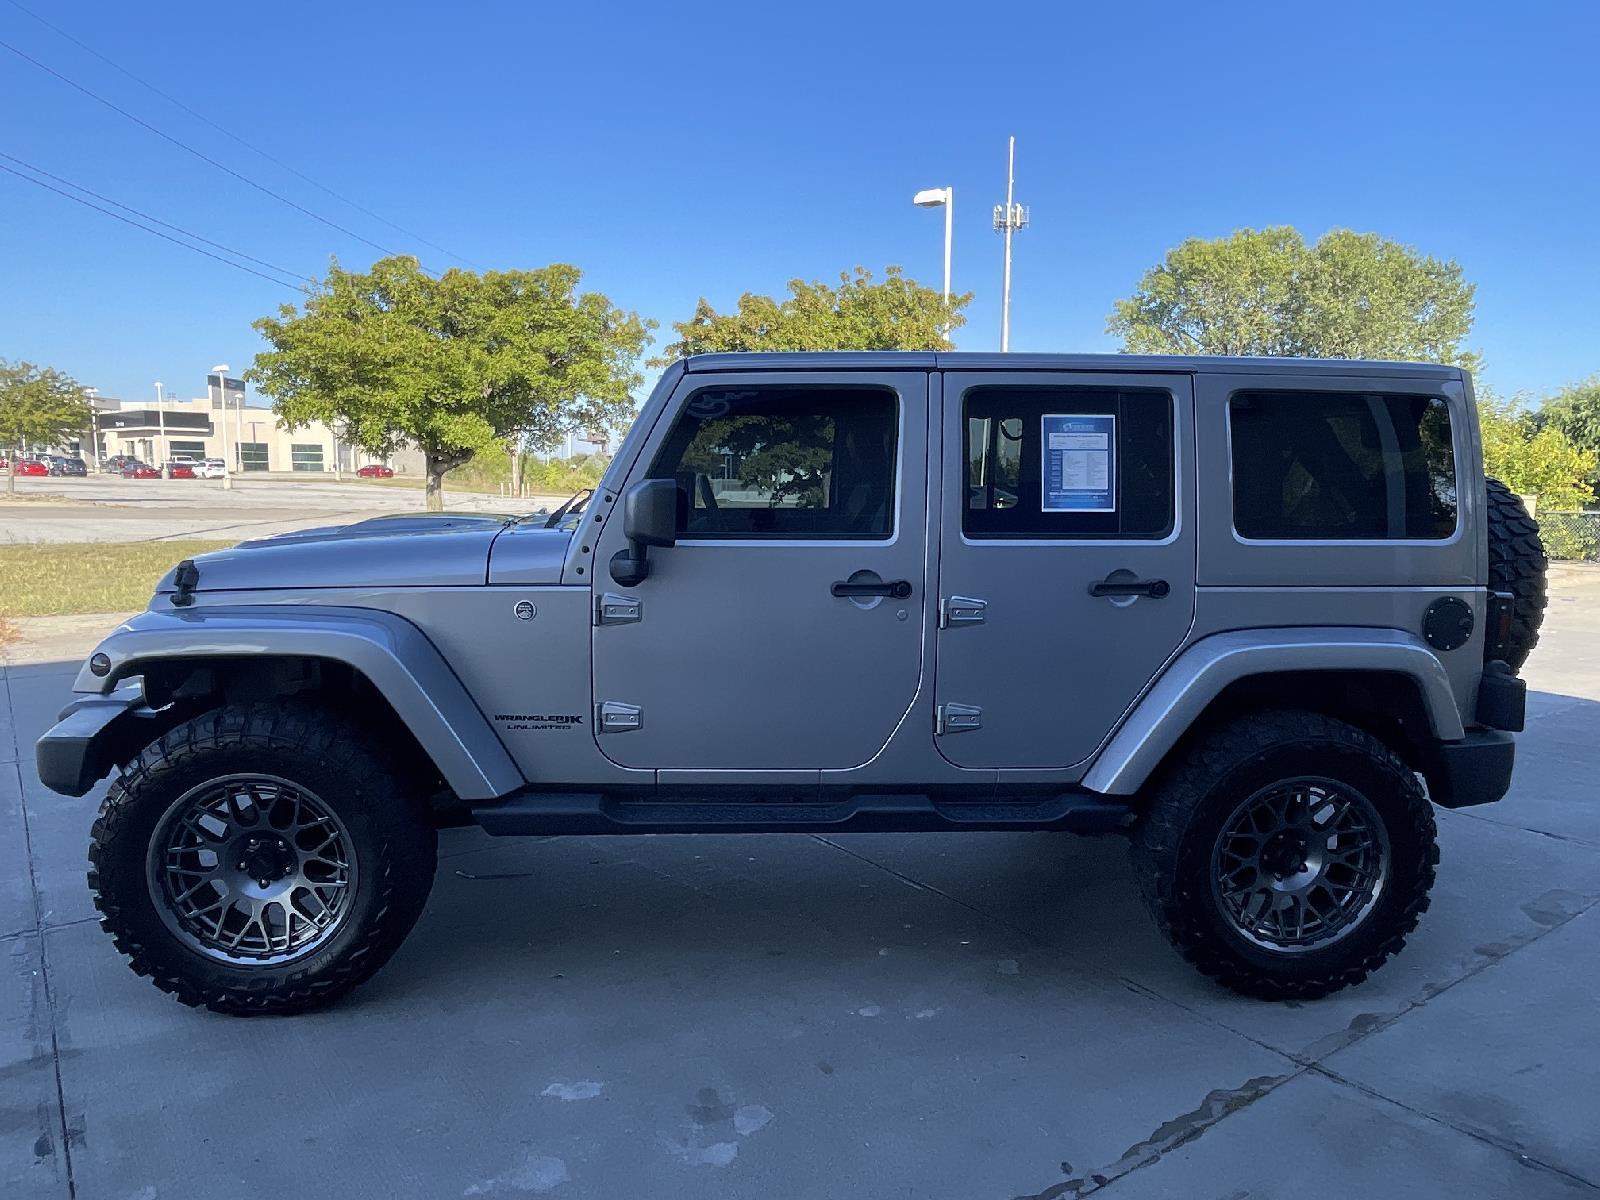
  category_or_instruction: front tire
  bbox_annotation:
[88,702,438,1015]
[1131,711,1437,1001]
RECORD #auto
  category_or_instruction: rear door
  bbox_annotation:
[933,370,1196,768]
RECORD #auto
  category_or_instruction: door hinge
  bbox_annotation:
[939,596,987,628]
[597,701,643,733]
[936,703,982,734]
[595,592,643,625]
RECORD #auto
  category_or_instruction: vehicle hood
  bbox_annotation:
[153,513,574,597]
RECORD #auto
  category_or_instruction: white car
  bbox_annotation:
[195,458,228,479]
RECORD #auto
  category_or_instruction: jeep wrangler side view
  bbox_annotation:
[37,353,1546,1014]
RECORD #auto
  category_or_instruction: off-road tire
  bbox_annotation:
[1484,476,1547,670]
[1131,711,1437,1001]
[87,702,437,1015]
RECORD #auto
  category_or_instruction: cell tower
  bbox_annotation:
[992,135,1029,352]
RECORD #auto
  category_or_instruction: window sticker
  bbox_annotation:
[1042,414,1115,512]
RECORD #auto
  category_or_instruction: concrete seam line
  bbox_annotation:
[1011,1067,1312,1199]
[1309,1063,1600,1191]
[1294,892,1600,1069]
[1450,806,1600,852]
[12,755,78,1198]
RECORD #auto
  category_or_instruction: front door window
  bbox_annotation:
[646,386,898,540]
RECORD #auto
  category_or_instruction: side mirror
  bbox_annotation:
[610,478,678,586]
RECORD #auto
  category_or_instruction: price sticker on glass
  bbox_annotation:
[1041,414,1115,512]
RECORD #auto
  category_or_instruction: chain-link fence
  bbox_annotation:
[1540,511,1600,562]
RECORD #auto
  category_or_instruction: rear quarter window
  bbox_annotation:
[1230,391,1457,540]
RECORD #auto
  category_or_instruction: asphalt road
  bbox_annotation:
[0,475,558,543]
[3,570,1598,1198]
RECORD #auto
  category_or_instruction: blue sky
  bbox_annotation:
[2,0,1596,406]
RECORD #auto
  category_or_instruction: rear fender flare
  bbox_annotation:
[1082,627,1466,796]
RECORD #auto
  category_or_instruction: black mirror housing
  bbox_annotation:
[623,478,678,548]
[611,478,678,586]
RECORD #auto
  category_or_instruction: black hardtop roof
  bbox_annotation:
[682,351,1465,380]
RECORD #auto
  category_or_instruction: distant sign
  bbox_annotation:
[206,375,246,410]
[1041,414,1115,512]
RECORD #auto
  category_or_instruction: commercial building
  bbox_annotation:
[80,377,359,473]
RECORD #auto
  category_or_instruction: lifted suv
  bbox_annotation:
[38,353,1544,1014]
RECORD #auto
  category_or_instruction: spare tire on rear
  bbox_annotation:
[1484,477,1547,670]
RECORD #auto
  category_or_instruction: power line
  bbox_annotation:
[0,150,315,284]
[4,0,480,270]
[0,35,417,266]
[0,161,302,289]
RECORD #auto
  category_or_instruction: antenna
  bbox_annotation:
[992,135,1029,352]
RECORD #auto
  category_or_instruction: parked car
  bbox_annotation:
[102,455,137,475]
[164,462,197,479]
[36,352,1542,1015]
[48,456,88,477]
[9,458,49,476]
[357,463,395,478]
[120,461,160,479]
[195,458,228,479]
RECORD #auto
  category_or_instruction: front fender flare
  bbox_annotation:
[1082,627,1466,796]
[67,605,522,801]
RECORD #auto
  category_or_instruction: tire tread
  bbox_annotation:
[1484,476,1547,671]
[87,701,436,1015]
[1130,710,1438,1001]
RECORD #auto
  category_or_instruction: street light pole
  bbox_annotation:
[212,364,233,490]
[155,382,169,477]
[84,387,99,473]
[992,136,1029,352]
[913,187,954,345]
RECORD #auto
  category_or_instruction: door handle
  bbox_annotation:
[1089,577,1170,599]
[832,579,913,599]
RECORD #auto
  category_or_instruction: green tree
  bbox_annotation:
[250,256,652,510]
[1534,375,1600,502]
[0,359,92,494]
[652,266,971,365]
[1478,394,1597,511]
[1108,227,1478,369]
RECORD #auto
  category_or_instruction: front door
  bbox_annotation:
[590,371,929,770]
[934,370,1196,768]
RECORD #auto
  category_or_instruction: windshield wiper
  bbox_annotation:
[543,488,593,528]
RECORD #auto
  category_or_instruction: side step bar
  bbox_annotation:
[471,791,1133,836]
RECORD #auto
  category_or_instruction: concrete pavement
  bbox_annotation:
[3,571,1598,1198]
[1,475,562,544]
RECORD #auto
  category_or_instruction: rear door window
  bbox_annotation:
[962,387,1175,539]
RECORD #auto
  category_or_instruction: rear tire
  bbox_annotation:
[1131,711,1437,1001]
[1485,476,1547,670]
[88,702,437,1015]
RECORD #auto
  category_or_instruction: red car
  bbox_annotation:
[121,461,160,479]
[357,463,395,478]
[164,462,197,479]
[7,458,49,476]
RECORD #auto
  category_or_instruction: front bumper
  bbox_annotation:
[1423,729,1516,809]
[35,682,147,797]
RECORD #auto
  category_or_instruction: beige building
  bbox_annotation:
[89,394,364,474]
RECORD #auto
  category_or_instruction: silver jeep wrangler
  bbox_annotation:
[38,353,1546,1014]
